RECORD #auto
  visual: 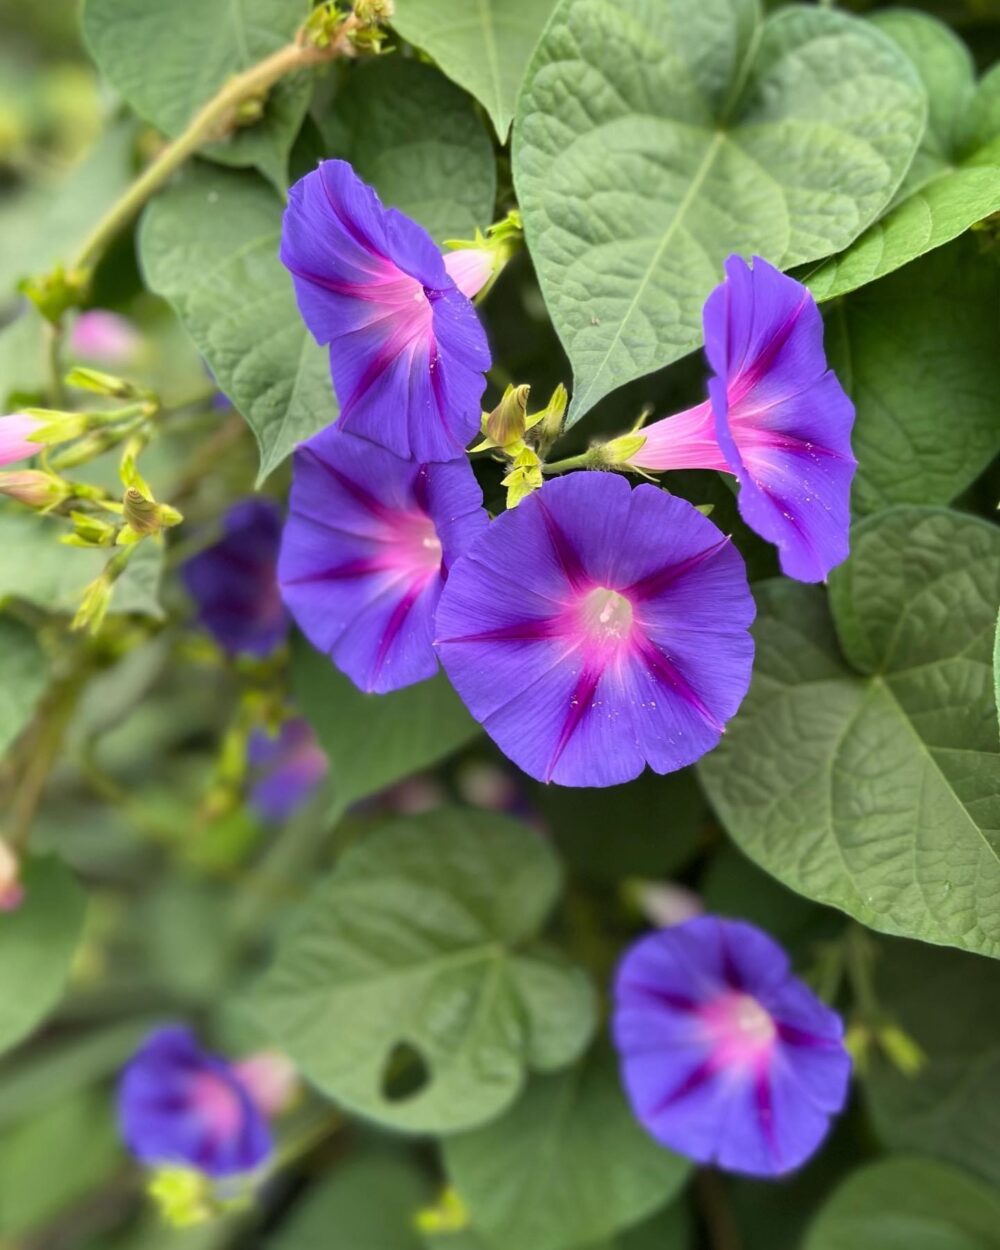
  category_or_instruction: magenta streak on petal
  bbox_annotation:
[342,326,434,423]
[544,664,601,783]
[298,446,398,524]
[650,1056,718,1116]
[776,1023,840,1050]
[435,615,568,645]
[369,582,424,688]
[629,981,700,1013]
[626,534,733,603]
[727,293,809,408]
[718,928,742,990]
[755,1069,780,1161]
[633,638,725,734]
[280,556,386,586]
[319,167,391,263]
[534,496,588,592]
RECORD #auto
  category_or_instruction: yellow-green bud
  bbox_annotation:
[486,384,529,447]
[597,433,648,466]
[534,383,568,443]
[0,470,69,509]
[878,1023,926,1076]
[147,1168,214,1229]
[65,366,140,399]
[63,510,116,548]
[415,1187,470,1235]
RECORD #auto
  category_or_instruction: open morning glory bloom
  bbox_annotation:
[247,717,328,824]
[0,412,44,466]
[279,423,487,694]
[613,916,851,1177]
[629,256,856,583]
[435,472,755,787]
[280,160,491,462]
[118,1027,272,1178]
[182,498,288,657]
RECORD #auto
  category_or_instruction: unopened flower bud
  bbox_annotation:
[0,412,45,466]
[627,879,703,928]
[443,248,495,300]
[0,839,24,913]
[597,432,648,467]
[877,1022,926,1076]
[68,311,141,366]
[147,1168,214,1229]
[233,1050,300,1117]
[415,1187,470,1235]
[122,488,183,536]
[0,469,70,508]
[63,510,116,548]
[18,264,87,323]
[354,0,394,24]
[535,383,568,443]
[443,212,522,300]
[486,384,529,447]
[65,366,139,399]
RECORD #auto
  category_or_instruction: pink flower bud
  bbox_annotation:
[0,470,67,508]
[443,248,494,300]
[0,840,24,913]
[630,880,703,928]
[0,413,44,467]
[69,310,141,366]
[233,1050,299,1117]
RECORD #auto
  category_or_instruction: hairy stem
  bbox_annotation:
[70,22,357,280]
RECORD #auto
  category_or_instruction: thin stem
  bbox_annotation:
[541,451,597,475]
[70,23,357,280]
[695,1169,742,1250]
[44,321,66,406]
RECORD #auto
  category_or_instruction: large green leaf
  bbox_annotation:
[806,13,1000,302]
[81,0,312,189]
[0,857,87,1057]
[0,617,47,758]
[140,165,330,483]
[443,1049,689,1250]
[141,56,498,479]
[0,508,164,619]
[513,0,925,424]
[324,57,497,243]
[269,1150,429,1250]
[803,1157,1000,1250]
[862,939,1000,1188]
[292,637,480,810]
[249,809,597,1133]
[994,608,999,732]
[392,0,559,140]
[824,237,1000,514]
[698,508,1000,958]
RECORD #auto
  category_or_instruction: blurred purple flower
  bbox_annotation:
[247,718,327,824]
[613,916,851,1177]
[279,422,487,693]
[117,1027,272,1178]
[182,498,288,657]
[280,160,490,462]
[435,472,755,787]
[631,256,856,583]
[0,413,43,467]
[69,310,141,365]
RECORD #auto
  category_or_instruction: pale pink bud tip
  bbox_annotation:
[234,1050,299,1117]
[69,310,141,365]
[0,840,23,913]
[0,413,45,468]
[0,470,64,507]
[443,248,494,300]
[632,880,704,928]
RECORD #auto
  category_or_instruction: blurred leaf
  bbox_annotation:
[0,616,47,757]
[140,164,331,483]
[514,0,925,424]
[269,1150,430,1249]
[293,637,480,810]
[249,809,597,1133]
[532,768,706,885]
[0,1088,120,1237]
[0,507,163,617]
[81,0,312,189]
[825,237,1000,515]
[0,856,86,1057]
[392,0,558,139]
[994,607,999,732]
[803,1156,1000,1249]
[423,1203,692,1250]
[442,1048,689,1250]
[322,58,497,243]
[806,13,1000,301]
[863,939,1000,1188]
[699,509,1000,958]
[0,307,46,407]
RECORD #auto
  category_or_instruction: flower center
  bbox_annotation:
[190,1071,243,1137]
[701,991,777,1068]
[579,587,634,643]
[389,511,443,580]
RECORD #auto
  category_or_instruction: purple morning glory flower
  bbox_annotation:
[181,498,289,657]
[117,1027,272,1178]
[435,472,755,787]
[247,717,328,824]
[613,916,851,1177]
[280,160,491,463]
[279,423,488,694]
[630,256,856,583]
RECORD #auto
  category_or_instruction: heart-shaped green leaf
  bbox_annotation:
[806,12,1000,302]
[804,1157,1000,1250]
[514,0,926,424]
[249,809,597,1133]
[699,508,1000,958]
[442,1049,689,1250]
[82,0,312,189]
